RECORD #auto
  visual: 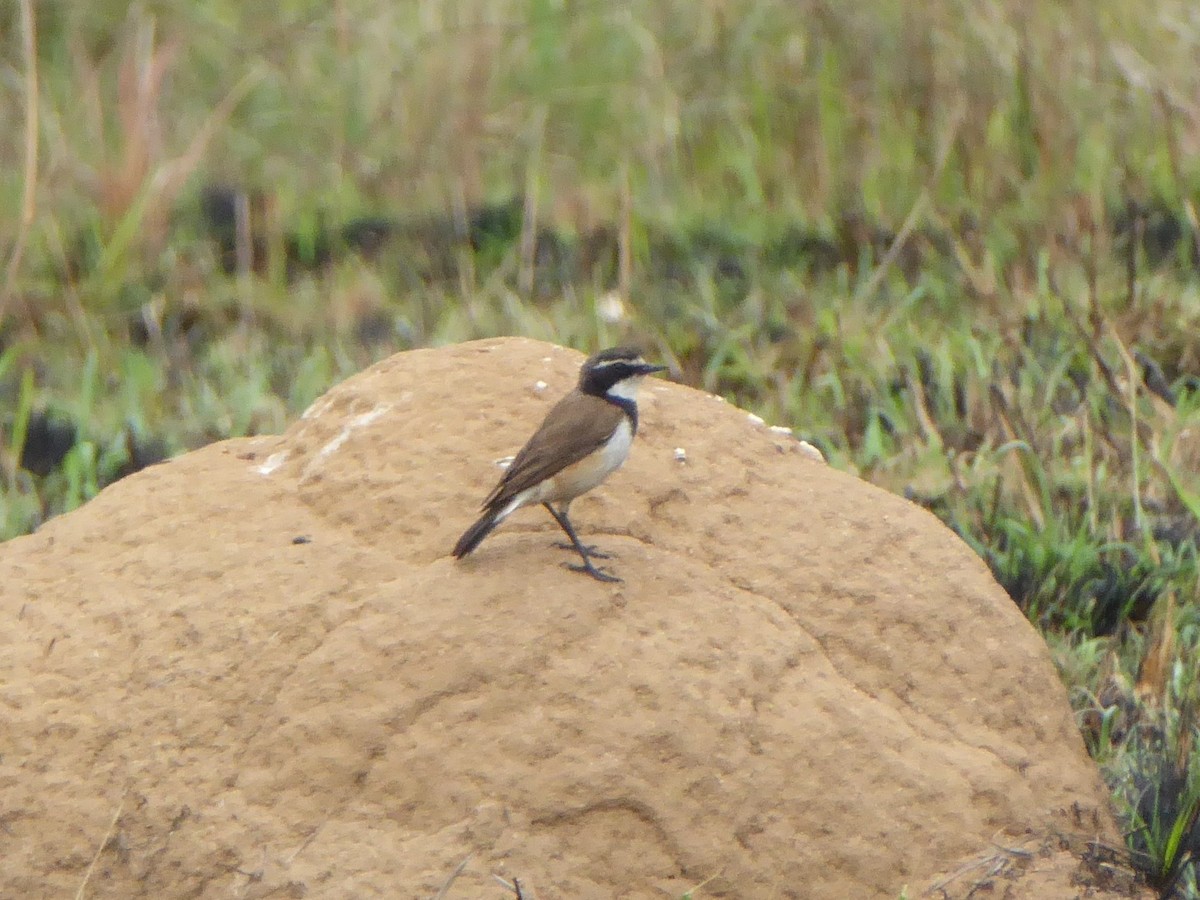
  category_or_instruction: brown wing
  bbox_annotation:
[482,391,624,512]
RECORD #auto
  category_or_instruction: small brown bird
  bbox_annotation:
[452,346,666,582]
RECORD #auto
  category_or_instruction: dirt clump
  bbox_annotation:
[0,337,1141,898]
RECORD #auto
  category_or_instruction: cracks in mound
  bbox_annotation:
[638,472,1032,777]
[647,540,1032,783]
[530,796,695,880]
[460,489,1037,793]
[531,796,666,829]
[386,675,489,733]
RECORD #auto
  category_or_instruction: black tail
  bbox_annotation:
[452,510,500,558]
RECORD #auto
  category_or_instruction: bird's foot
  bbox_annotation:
[566,560,622,583]
[553,541,612,559]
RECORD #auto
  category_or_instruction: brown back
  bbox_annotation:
[482,391,624,512]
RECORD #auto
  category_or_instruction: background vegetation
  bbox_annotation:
[3,0,1200,893]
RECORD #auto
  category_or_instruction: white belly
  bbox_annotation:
[498,417,634,518]
[541,416,634,502]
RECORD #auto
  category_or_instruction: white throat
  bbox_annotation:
[605,376,643,403]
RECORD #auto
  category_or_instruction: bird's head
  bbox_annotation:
[579,346,667,401]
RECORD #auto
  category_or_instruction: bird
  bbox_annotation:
[452,346,666,582]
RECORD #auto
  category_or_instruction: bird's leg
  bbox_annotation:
[551,542,612,559]
[543,503,612,558]
[542,503,620,582]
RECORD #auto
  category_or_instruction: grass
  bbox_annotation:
[4,0,1200,893]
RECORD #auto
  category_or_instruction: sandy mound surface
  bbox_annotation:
[0,337,1140,898]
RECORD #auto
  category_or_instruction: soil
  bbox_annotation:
[0,337,1149,898]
